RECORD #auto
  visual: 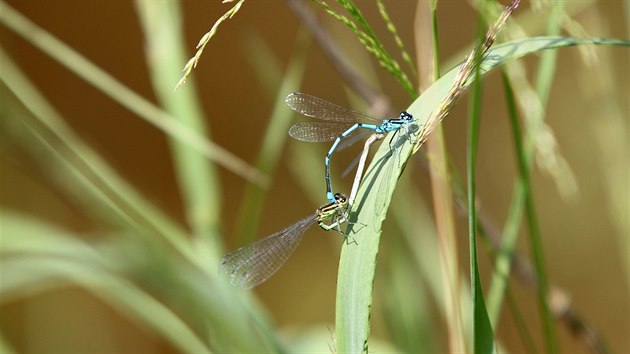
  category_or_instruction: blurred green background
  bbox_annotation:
[1,0,627,353]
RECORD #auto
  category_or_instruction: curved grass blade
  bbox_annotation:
[373,125,418,219]
[0,212,212,354]
[335,36,630,353]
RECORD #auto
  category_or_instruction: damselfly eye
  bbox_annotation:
[334,193,347,203]
[401,111,413,121]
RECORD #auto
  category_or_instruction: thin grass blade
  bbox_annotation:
[235,30,309,245]
[467,48,495,353]
[0,212,212,354]
[135,0,222,251]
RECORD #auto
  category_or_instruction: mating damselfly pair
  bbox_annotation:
[220,93,414,288]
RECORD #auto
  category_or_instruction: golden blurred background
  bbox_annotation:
[1,0,628,353]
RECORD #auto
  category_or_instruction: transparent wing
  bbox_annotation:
[220,214,317,288]
[289,122,375,152]
[285,92,379,123]
[288,122,352,142]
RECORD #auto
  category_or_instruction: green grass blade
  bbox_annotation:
[486,5,566,346]
[335,35,630,352]
[430,0,441,80]
[467,51,495,353]
[135,1,222,250]
[486,180,524,325]
[0,81,276,351]
[380,227,437,352]
[0,2,266,186]
[0,48,198,265]
[484,77,537,349]
[1,209,285,352]
[2,257,213,354]
[425,3,467,350]
[525,6,563,351]
[242,32,283,95]
[3,257,215,354]
[390,177,444,348]
[0,333,16,354]
[503,70,557,353]
[1,59,279,351]
[235,31,309,245]
[0,211,212,354]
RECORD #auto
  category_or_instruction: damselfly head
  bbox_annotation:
[334,193,347,204]
[400,111,413,122]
